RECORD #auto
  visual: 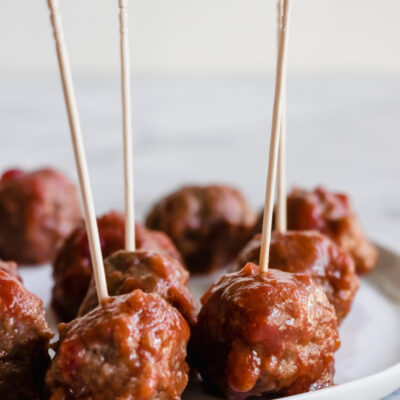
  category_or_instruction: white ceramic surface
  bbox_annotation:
[19,245,400,400]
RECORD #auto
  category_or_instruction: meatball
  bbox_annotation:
[46,290,190,400]
[0,269,53,399]
[0,259,21,281]
[79,250,198,326]
[235,231,359,322]
[146,185,256,274]
[0,168,81,265]
[191,263,340,399]
[286,187,378,274]
[51,211,184,322]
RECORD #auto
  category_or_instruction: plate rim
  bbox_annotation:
[275,243,400,400]
[284,363,400,400]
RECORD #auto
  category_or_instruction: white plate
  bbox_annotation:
[20,245,400,400]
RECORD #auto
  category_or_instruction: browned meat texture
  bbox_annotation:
[191,264,340,399]
[252,187,377,275]
[79,250,198,326]
[286,187,378,275]
[0,269,53,399]
[46,290,190,400]
[146,185,256,274]
[0,259,21,281]
[235,231,359,322]
[0,168,81,265]
[51,211,183,322]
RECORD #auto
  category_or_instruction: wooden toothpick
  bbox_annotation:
[276,0,287,233]
[46,0,109,301]
[118,0,136,252]
[259,0,292,273]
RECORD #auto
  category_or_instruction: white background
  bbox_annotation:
[1,0,400,75]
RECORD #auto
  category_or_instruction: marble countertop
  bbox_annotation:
[0,74,399,398]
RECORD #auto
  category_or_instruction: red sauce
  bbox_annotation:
[0,269,52,399]
[191,264,340,399]
[78,249,198,326]
[286,186,378,274]
[46,290,190,400]
[51,211,184,322]
[146,185,255,274]
[235,230,359,322]
[0,168,25,183]
[0,168,81,265]
[0,259,21,282]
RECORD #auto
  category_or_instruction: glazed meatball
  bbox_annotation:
[191,263,340,399]
[235,231,359,322]
[146,185,256,274]
[286,187,378,275]
[0,259,21,281]
[46,290,190,400]
[0,168,81,265]
[51,211,184,322]
[79,250,198,326]
[0,269,53,399]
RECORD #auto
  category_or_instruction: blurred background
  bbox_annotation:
[1,0,400,74]
[0,0,399,250]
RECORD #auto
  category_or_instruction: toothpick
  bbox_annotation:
[259,0,292,272]
[118,0,135,252]
[276,0,287,233]
[46,0,109,301]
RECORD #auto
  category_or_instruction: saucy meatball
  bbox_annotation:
[146,185,256,274]
[79,250,198,326]
[51,211,184,322]
[191,263,340,399]
[46,289,190,400]
[0,168,81,265]
[235,231,359,322]
[0,259,21,281]
[0,268,53,399]
[286,187,378,275]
